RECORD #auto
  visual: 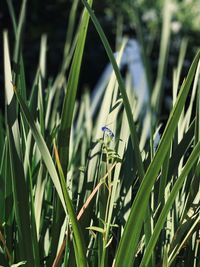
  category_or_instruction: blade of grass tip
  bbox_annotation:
[11,0,28,108]
[113,51,200,267]
[4,32,35,264]
[8,127,35,266]
[4,34,36,265]
[173,38,188,102]
[12,83,66,212]
[39,35,47,80]
[57,0,93,176]
[62,0,79,67]
[29,69,40,119]
[12,0,27,83]
[14,77,87,266]
[45,24,78,129]
[7,0,27,100]
[139,140,200,267]
[3,31,21,156]
[53,142,87,267]
[151,0,173,116]
[81,0,145,182]
[6,0,17,34]
[47,7,92,254]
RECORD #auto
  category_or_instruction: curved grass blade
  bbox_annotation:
[13,84,88,267]
[8,128,36,266]
[81,0,145,181]
[169,210,200,265]
[12,83,66,212]
[139,141,200,267]
[113,50,200,267]
[53,143,87,267]
[4,31,37,265]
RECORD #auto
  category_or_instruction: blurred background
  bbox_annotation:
[1,0,200,109]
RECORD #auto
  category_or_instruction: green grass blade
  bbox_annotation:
[12,0,27,83]
[7,127,35,266]
[151,0,172,115]
[13,78,88,267]
[54,144,87,267]
[139,141,200,267]
[58,0,93,175]
[61,0,79,69]
[81,0,145,181]
[3,31,21,156]
[113,51,200,267]
[6,0,17,33]
[12,84,66,211]
[7,0,27,100]
[169,211,200,265]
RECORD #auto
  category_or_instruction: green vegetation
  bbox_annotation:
[1,0,199,266]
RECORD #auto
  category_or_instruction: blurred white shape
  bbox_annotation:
[91,38,149,116]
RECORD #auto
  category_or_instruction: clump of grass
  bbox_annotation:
[1,0,200,267]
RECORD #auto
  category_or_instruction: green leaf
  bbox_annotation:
[114,50,200,267]
[81,0,145,181]
[58,0,93,175]
[139,141,200,267]
[12,84,66,212]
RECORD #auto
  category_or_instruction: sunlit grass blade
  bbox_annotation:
[62,0,79,69]
[8,128,35,266]
[3,31,20,154]
[86,39,126,208]
[113,51,200,267]
[12,83,66,210]
[169,210,200,265]
[2,1,200,266]
[53,143,87,267]
[58,0,93,175]
[81,0,145,181]
[13,83,88,267]
[39,35,47,80]
[151,0,172,115]
[139,141,200,267]
[166,119,194,189]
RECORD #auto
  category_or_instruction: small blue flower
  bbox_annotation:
[101,126,114,138]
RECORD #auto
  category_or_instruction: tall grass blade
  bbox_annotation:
[58,0,93,175]
[139,141,200,267]
[113,51,200,267]
[81,0,145,181]
[151,0,172,115]
[12,84,66,210]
